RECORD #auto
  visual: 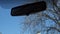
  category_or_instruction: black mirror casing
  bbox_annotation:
[11,1,47,16]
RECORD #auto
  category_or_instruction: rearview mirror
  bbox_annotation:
[11,1,47,16]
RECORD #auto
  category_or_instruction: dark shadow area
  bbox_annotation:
[0,0,36,9]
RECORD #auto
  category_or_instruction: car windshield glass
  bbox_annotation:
[0,0,60,34]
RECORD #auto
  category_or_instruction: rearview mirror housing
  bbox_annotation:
[11,1,47,16]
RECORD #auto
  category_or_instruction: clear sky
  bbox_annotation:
[0,0,32,34]
[0,6,26,34]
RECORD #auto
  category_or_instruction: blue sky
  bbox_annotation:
[0,0,30,34]
[0,6,26,34]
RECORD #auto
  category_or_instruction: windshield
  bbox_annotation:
[0,0,60,34]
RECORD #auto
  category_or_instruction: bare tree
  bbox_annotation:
[20,0,60,34]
